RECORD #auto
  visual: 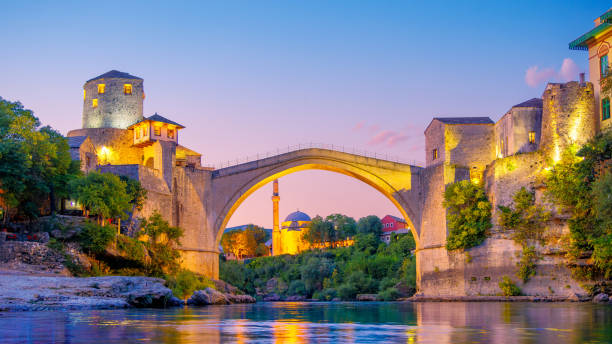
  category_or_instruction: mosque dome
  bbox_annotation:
[284,210,311,222]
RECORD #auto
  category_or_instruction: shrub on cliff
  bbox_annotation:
[444,180,492,250]
[498,187,550,245]
[78,222,116,254]
[499,276,521,296]
[139,212,183,276]
[546,132,612,278]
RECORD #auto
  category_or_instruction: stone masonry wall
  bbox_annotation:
[425,120,445,167]
[83,77,144,129]
[541,82,596,160]
[67,128,143,166]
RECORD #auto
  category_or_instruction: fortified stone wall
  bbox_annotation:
[541,82,596,161]
[417,163,470,295]
[444,124,495,180]
[83,77,144,129]
[67,128,143,166]
[424,120,445,167]
[495,107,542,157]
[172,166,218,278]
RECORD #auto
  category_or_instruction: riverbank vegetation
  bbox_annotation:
[546,132,612,279]
[220,216,417,301]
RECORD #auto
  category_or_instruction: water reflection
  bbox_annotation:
[0,302,610,343]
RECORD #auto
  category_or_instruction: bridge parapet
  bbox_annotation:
[212,145,423,178]
[211,143,422,170]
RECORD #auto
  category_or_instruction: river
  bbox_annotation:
[1,302,610,343]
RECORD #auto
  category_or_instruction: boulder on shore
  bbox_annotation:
[592,293,609,304]
[356,294,378,301]
[188,288,229,305]
[0,275,178,311]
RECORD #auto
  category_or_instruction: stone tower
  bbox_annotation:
[272,179,281,256]
[540,81,596,162]
[82,70,144,129]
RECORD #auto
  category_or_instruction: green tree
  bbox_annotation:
[325,213,357,239]
[0,98,80,220]
[444,180,492,250]
[357,215,382,236]
[140,212,184,276]
[303,216,333,245]
[70,172,131,224]
[119,175,148,216]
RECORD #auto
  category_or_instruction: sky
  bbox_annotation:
[0,1,609,228]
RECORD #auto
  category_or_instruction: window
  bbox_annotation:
[601,55,609,77]
[143,126,148,136]
[124,84,132,95]
[136,128,141,139]
[167,129,175,139]
[603,98,611,121]
[432,148,438,160]
[83,89,86,100]
[154,126,161,136]
[528,131,536,144]
[97,84,105,94]
[92,98,98,108]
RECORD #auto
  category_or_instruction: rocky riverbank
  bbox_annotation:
[0,274,256,311]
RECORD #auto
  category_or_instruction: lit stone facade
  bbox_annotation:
[82,70,144,129]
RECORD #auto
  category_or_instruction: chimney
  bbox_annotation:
[580,72,585,84]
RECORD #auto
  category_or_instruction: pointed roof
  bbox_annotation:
[512,98,543,108]
[148,113,185,128]
[128,113,185,129]
[67,136,88,148]
[86,70,142,83]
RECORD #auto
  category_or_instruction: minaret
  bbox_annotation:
[272,179,281,256]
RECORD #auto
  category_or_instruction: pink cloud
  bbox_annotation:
[368,130,394,145]
[525,58,582,87]
[367,130,412,147]
[559,58,579,82]
[352,121,365,131]
[525,66,556,87]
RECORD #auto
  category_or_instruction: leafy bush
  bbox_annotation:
[517,246,539,283]
[77,222,116,254]
[378,287,400,301]
[287,280,307,296]
[499,276,521,296]
[165,269,214,300]
[444,180,492,250]
[337,283,358,300]
[498,187,550,244]
[139,212,183,276]
[116,235,146,263]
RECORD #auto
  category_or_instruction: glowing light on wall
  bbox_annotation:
[97,84,105,94]
[124,84,132,95]
[83,89,86,100]
[98,146,112,165]
[92,98,98,108]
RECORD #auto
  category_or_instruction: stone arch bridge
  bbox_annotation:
[174,146,460,293]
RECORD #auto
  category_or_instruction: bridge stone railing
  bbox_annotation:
[209,143,423,170]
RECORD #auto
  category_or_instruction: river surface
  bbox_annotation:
[0,301,611,343]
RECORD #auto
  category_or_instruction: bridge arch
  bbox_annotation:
[211,149,423,249]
